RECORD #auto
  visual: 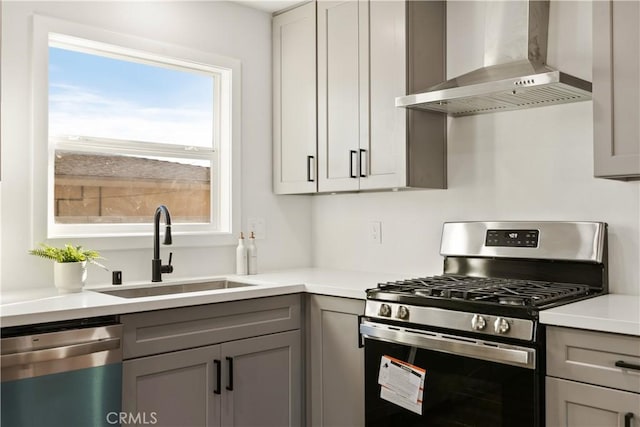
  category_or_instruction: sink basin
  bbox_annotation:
[96,280,255,299]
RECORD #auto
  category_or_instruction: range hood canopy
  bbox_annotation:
[396,0,592,116]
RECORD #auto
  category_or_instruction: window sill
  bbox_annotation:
[45,231,238,251]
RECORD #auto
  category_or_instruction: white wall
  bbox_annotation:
[1,1,313,290]
[2,1,637,295]
[312,1,640,295]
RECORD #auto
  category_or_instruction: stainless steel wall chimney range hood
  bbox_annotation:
[396,1,592,116]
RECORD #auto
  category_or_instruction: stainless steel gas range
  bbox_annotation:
[360,221,608,427]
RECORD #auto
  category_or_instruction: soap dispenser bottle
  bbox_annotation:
[236,232,248,275]
[247,231,258,275]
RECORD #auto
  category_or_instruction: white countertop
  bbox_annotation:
[540,294,640,336]
[0,268,409,328]
[3,269,639,337]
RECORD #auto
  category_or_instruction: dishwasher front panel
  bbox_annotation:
[1,363,122,427]
[1,321,123,427]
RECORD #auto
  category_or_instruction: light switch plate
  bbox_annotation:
[248,217,266,239]
[370,221,382,244]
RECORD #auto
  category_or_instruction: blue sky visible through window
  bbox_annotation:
[49,46,215,148]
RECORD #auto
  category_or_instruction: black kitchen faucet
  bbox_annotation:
[152,205,173,282]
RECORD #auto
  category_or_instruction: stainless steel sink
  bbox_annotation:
[95,280,254,299]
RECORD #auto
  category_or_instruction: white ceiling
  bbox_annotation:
[233,0,301,13]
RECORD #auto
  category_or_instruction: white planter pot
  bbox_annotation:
[54,261,87,293]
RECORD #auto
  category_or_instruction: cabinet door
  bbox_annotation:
[360,0,407,190]
[221,330,302,427]
[318,0,367,192]
[593,0,640,179]
[308,295,365,427]
[123,345,221,427]
[546,377,640,427]
[273,2,317,194]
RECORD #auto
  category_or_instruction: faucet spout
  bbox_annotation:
[152,205,173,282]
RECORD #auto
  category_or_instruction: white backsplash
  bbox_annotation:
[311,1,640,295]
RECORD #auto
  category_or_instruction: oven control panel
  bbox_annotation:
[485,229,539,248]
[365,301,534,341]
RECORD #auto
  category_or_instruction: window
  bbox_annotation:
[49,40,218,228]
[32,17,240,245]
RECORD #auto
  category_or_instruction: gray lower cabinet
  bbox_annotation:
[546,377,640,427]
[123,344,220,427]
[593,0,640,179]
[123,331,301,427]
[121,295,303,427]
[220,331,302,427]
[546,326,640,427]
[308,295,365,427]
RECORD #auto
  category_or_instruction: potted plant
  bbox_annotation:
[29,243,104,293]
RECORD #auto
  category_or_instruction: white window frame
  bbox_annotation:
[32,15,241,249]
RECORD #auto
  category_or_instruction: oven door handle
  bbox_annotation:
[359,321,535,369]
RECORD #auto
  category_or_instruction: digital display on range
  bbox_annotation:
[485,229,539,247]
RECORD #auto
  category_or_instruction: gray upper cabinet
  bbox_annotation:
[317,0,364,192]
[308,295,365,426]
[317,0,368,191]
[276,1,446,194]
[273,2,317,194]
[593,0,640,179]
[317,0,446,192]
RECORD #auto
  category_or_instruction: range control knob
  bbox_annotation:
[397,306,410,320]
[471,314,487,331]
[378,304,392,317]
[494,317,510,334]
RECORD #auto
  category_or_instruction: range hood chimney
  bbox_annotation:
[396,1,592,116]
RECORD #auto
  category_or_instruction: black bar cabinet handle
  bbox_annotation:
[616,361,640,371]
[357,314,365,348]
[226,356,234,391]
[349,150,357,178]
[625,412,634,427]
[213,359,221,395]
[307,155,315,182]
[359,149,366,177]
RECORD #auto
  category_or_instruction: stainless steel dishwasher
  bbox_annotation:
[1,316,123,427]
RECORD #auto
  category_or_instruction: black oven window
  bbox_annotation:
[365,339,539,427]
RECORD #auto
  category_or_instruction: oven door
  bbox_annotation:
[360,321,542,427]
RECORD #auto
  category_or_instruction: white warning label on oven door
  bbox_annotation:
[378,355,425,415]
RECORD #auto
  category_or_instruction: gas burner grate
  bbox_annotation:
[377,275,591,307]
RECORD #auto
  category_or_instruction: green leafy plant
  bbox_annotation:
[29,243,105,267]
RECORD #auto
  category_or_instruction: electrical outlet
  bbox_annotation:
[248,217,266,239]
[370,221,382,244]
